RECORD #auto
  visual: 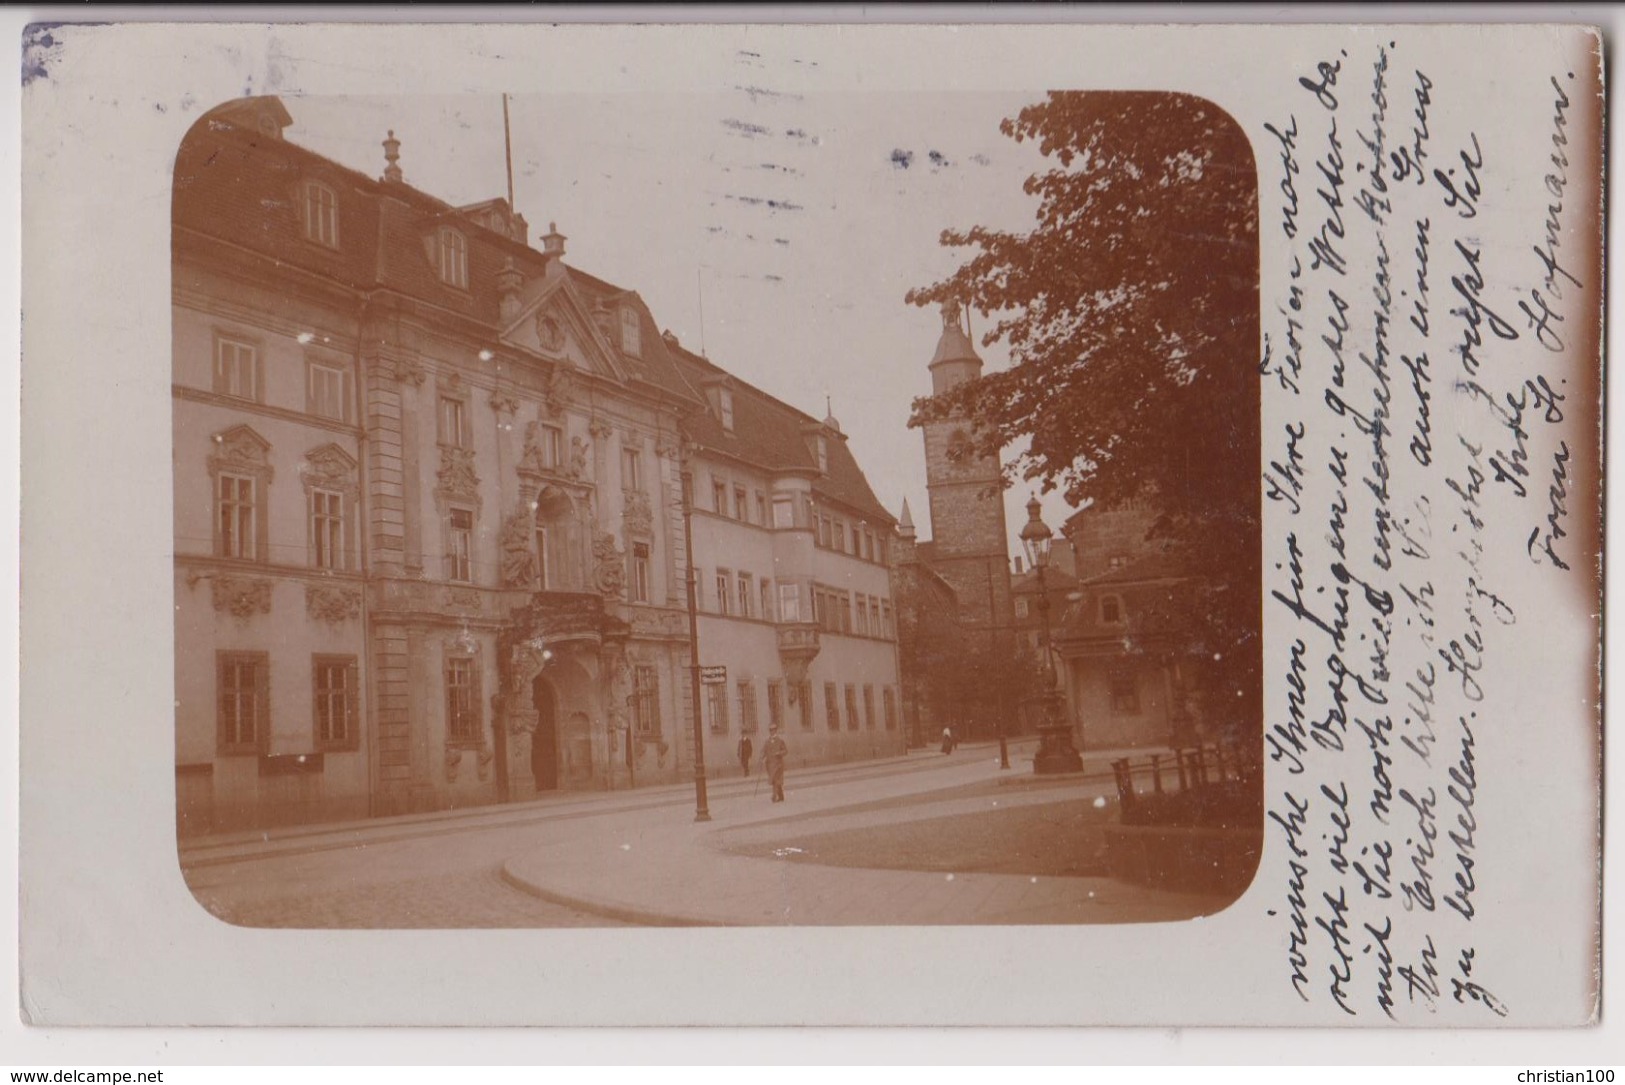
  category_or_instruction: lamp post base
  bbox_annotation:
[1032,725,1083,775]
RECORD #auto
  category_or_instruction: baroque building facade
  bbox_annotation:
[173,98,902,835]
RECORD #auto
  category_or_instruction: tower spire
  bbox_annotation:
[917,302,1013,647]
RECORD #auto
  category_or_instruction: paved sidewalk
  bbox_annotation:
[502,742,1231,926]
[178,741,1008,863]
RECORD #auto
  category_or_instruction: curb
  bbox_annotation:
[498,861,724,928]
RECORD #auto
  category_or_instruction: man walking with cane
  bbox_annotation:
[763,723,789,803]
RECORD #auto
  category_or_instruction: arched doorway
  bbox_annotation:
[531,675,559,791]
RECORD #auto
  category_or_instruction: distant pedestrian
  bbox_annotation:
[763,724,788,802]
[738,733,753,776]
[941,727,955,755]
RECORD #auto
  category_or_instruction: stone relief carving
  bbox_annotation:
[444,587,482,610]
[591,532,626,598]
[305,584,361,625]
[508,640,553,699]
[622,490,654,540]
[445,746,463,782]
[391,353,426,387]
[488,389,520,415]
[443,632,482,655]
[476,746,495,781]
[568,436,589,480]
[541,367,573,418]
[208,425,273,483]
[436,446,481,502]
[536,314,565,353]
[506,707,539,737]
[499,509,537,588]
[213,576,272,620]
[606,648,632,735]
[436,369,464,395]
[655,433,681,459]
[301,444,358,498]
[588,416,615,440]
[517,421,551,478]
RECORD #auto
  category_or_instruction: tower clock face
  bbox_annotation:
[536,315,564,352]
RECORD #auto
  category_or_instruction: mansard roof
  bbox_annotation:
[173,97,892,526]
[667,343,894,526]
[173,101,703,404]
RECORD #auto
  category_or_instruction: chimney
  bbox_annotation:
[497,258,525,323]
[541,221,567,278]
[382,129,403,184]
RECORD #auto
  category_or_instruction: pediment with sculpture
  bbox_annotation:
[498,276,627,383]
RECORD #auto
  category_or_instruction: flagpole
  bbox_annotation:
[502,93,515,212]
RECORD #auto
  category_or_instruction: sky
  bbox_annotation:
[282,76,1077,558]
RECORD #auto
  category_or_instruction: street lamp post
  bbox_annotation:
[1020,496,1084,775]
[680,462,711,822]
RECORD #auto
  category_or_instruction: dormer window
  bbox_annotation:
[1100,593,1125,625]
[437,227,468,289]
[303,181,339,248]
[815,436,828,473]
[719,389,735,432]
[621,307,641,357]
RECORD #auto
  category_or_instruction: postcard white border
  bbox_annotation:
[6,4,1618,1065]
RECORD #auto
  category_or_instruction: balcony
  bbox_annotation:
[510,590,632,646]
[776,621,821,686]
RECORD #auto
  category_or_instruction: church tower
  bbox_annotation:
[919,300,1015,645]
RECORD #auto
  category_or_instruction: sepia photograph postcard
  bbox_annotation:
[14,15,1609,1042]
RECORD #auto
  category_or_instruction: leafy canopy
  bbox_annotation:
[906,91,1259,555]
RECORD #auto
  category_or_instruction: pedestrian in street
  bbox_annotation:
[762,724,788,802]
[738,732,753,777]
[941,727,955,755]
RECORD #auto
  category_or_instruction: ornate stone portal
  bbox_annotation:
[494,592,635,797]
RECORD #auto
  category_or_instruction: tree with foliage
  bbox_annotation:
[908,91,1261,742]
